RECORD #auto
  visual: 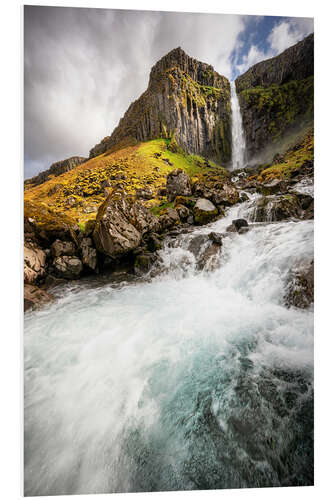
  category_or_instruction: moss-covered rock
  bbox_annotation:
[193,198,219,225]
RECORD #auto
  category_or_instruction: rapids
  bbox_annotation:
[24,197,314,495]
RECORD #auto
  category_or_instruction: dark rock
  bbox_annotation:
[284,260,314,309]
[176,204,191,221]
[208,232,223,245]
[159,207,180,230]
[166,169,192,202]
[53,256,83,279]
[232,219,249,231]
[134,252,157,276]
[249,195,302,222]
[145,233,162,252]
[79,238,98,271]
[51,239,76,258]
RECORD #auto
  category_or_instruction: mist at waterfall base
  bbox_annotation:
[24,195,314,495]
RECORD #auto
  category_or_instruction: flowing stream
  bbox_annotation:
[24,197,314,495]
[231,81,247,170]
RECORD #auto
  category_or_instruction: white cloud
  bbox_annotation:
[268,18,314,53]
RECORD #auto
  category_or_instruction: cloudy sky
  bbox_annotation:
[24,6,313,178]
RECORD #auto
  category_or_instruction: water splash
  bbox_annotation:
[24,198,314,495]
[231,81,247,170]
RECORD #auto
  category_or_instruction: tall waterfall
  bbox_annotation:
[231,81,247,170]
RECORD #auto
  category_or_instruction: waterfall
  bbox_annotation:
[24,196,314,495]
[231,81,247,170]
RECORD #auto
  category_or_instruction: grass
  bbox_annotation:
[24,138,229,232]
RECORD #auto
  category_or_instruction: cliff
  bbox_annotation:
[90,48,232,164]
[235,33,314,160]
[25,156,87,187]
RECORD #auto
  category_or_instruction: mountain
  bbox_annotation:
[235,33,314,161]
[89,48,232,164]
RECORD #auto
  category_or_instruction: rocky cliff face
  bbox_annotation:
[90,48,232,164]
[25,156,87,187]
[235,33,314,160]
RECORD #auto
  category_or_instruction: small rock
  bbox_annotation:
[53,255,83,279]
[51,239,76,258]
[166,169,192,202]
[232,219,249,231]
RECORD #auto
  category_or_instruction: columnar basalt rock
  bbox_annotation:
[25,156,87,187]
[235,33,314,160]
[90,48,232,164]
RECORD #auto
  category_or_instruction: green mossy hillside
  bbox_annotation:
[25,138,229,234]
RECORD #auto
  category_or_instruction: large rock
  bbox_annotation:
[249,195,301,222]
[24,284,54,312]
[187,232,223,270]
[193,198,218,225]
[93,190,159,258]
[24,243,46,284]
[53,256,83,279]
[166,169,192,202]
[284,260,314,309]
[210,182,240,206]
[51,239,76,258]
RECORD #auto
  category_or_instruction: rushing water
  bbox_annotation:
[231,81,247,170]
[24,197,314,495]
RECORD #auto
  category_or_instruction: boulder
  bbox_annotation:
[187,232,223,271]
[51,239,76,258]
[284,260,314,309]
[134,252,158,276]
[193,198,218,225]
[210,182,240,206]
[249,195,301,222]
[176,204,191,221]
[24,284,54,312]
[24,243,46,284]
[159,208,180,231]
[232,219,249,232]
[256,179,288,196]
[166,169,192,202]
[53,255,83,279]
[93,190,159,258]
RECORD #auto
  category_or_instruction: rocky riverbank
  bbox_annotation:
[24,131,314,312]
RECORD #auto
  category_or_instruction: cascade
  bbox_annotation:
[231,81,247,170]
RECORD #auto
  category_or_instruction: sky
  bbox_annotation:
[24,6,313,178]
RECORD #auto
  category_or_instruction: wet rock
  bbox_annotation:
[53,255,83,279]
[134,252,158,276]
[239,192,250,203]
[24,284,54,312]
[93,190,159,258]
[193,198,218,225]
[208,232,223,245]
[256,179,288,196]
[197,242,222,271]
[249,195,301,222]
[24,243,46,284]
[187,233,222,271]
[145,233,163,252]
[166,169,192,202]
[284,260,314,309]
[51,239,76,258]
[232,219,249,231]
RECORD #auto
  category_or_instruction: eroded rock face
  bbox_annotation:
[89,47,232,163]
[166,169,192,202]
[24,243,46,284]
[93,190,159,258]
[53,256,83,279]
[193,198,218,225]
[24,284,54,312]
